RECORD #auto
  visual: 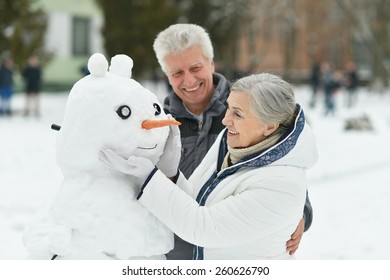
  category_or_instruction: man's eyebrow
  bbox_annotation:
[190,61,203,67]
[169,68,182,75]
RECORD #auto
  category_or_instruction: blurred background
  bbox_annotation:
[1,0,389,92]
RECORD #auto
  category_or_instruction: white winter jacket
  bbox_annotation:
[138,106,318,259]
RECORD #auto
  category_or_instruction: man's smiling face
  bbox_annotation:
[164,45,215,115]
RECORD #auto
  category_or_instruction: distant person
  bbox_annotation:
[322,62,342,116]
[80,64,90,76]
[309,61,321,108]
[344,61,359,107]
[22,55,42,117]
[0,57,14,116]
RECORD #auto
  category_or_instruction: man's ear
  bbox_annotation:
[264,123,279,137]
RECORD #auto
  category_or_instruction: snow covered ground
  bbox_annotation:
[1,82,390,260]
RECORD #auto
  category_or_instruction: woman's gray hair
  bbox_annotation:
[231,73,296,125]
[153,23,214,74]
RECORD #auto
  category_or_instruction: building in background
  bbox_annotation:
[38,0,104,90]
[232,0,373,85]
[30,0,381,89]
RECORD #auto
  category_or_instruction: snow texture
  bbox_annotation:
[20,53,174,260]
[1,80,390,260]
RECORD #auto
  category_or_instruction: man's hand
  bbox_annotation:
[286,218,305,255]
[156,115,182,177]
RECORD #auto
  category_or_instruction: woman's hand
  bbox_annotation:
[99,148,155,183]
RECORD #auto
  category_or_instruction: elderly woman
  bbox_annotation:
[101,73,318,259]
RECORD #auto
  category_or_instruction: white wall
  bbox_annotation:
[90,17,104,55]
[45,12,72,57]
[42,6,104,85]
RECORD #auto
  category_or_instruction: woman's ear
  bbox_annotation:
[264,123,279,137]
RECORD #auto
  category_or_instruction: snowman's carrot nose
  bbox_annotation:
[142,119,181,130]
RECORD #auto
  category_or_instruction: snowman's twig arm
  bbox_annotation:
[51,124,61,131]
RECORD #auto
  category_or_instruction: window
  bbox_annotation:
[72,17,91,56]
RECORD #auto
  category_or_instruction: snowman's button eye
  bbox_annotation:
[153,103,161,116]
[116,105,131,119]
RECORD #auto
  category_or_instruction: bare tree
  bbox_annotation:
[334,0,390,86]
[239,0,304,79]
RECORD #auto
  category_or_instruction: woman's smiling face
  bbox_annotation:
[222,91,278,148]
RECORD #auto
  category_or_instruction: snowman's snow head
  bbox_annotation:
[56,53,178,175]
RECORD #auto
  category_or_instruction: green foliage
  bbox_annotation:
[96,0,179,78]
[95,0,252,78]
[0,0,20,49]
[0,0,48,68]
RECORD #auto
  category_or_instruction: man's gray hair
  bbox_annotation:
[153,23,214,73]
[231,73,296,125]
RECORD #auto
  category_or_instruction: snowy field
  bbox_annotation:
[1,81,390,260]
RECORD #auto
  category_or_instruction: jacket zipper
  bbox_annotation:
[198,170,218,206]
[198,121,203,133]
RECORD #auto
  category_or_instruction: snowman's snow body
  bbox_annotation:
[23,53,174,260]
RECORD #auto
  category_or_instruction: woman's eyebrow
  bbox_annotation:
[231,105,244,112]
[227,102,243,111]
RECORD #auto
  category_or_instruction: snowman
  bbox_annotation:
[22,53,178,260]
